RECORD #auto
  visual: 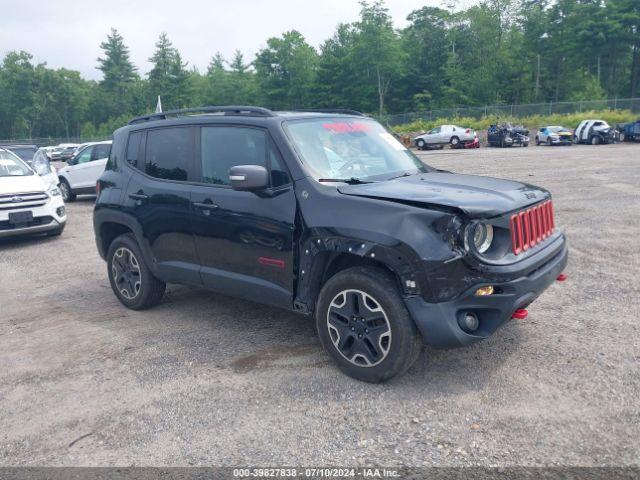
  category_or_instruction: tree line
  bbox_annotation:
[1,0,638,140]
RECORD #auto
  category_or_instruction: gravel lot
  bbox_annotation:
[1,143,639,467]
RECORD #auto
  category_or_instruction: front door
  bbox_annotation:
[190,125,296,308]
[66,145,93,189]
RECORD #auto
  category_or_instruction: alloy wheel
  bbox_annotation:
[326,289,392,367]
[60,182,70,201]
[111,247,142,300]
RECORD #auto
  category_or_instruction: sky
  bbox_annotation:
[0,0,471,81]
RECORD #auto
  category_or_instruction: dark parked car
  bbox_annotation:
[487,123,530,147]
[94,106,568,382]
[59,145,79,161]
[618,120,640,142]
[0,144,38,166]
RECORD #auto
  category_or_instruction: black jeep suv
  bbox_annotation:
[94,106,568,382]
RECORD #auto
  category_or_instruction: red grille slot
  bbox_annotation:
[509,200,555,255]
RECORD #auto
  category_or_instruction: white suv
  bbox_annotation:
[0,148,66,239]
[57,141,112,201]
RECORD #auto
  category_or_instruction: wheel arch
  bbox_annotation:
[294,234,425,315]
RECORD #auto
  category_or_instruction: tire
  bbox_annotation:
[59,178,76,202]
[450,136,460,147]
[535,136,540,146]
[591,135,600,145]
[315,266,421,383]
[547,137,553,146]
[415,139,426,150]
[523,142,529,147]
[107,233,166,310]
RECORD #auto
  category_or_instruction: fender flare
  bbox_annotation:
[93,208,160,277]
[294,229,428,315]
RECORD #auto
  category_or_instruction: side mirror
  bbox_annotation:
[67,158,77,166]
[229,165,268,191]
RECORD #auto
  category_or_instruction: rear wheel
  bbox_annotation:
[107,233,166,310]
[591,135,600,145]
[315,266,421,382]
[450,136,460,148]
[59,179,75,202]
[535,136,540,146]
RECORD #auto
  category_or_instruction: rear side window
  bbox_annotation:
[126,132,143,166]
[200,126,267,185]
[145,128,191,181]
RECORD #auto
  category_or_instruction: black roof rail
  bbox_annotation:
[289,108,365,117]
[128,106,276,125]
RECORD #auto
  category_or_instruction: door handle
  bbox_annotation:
[129,193,149,200]
[193,201,218,209]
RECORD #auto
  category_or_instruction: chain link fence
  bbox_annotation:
[384,98,640,126]
[0,135,111,148]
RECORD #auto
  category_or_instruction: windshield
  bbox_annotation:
[8,147,36,162]
[283,117,430,182]
[548,126,568,133]
[0,151,33,177]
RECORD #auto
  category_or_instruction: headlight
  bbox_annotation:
[48,185,61,197]
[468,223,494,254]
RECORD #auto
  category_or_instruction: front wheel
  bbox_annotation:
[535,136,540,146]
[450,136,460,147]
[59,179,76,202]
[107,233,166,310]
[415,139,426,150]
[315,266,421,382]
[591,135,600,145]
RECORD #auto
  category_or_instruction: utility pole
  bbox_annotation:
[535,54,541,100]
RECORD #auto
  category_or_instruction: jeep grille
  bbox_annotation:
[509,200,555,255]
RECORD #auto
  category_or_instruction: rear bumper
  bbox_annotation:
[405,242,568,348]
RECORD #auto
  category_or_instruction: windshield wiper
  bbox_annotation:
[318,177,372,185]
[387,171,415,181]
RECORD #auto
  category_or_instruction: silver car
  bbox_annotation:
[413,124,477,149]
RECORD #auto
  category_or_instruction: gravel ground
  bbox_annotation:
[1,143,639,467]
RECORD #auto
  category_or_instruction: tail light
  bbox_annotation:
[96,181,101,196]
[509,200,555,255]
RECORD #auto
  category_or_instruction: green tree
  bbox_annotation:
[147,33,192,109]
[254,30,317,109]
[96,28,138,121]
[351,1,405,116]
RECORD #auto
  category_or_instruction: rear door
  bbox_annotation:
[190,125,296,308]
[123,127,201,285]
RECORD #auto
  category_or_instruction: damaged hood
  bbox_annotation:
[337,172,549,218]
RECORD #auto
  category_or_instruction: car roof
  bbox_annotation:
[121,106,368,133]
[0,144,37,148]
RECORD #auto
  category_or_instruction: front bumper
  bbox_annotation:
[405,242,568,348]
[0,195,67,238]
[549,137,573,145]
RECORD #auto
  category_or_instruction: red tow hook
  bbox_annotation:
[556,273,568,282]
[512,309,528,320]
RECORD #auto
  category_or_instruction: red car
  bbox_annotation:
[464,137,480,149]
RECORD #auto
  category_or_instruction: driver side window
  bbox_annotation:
[76,147,93,164]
